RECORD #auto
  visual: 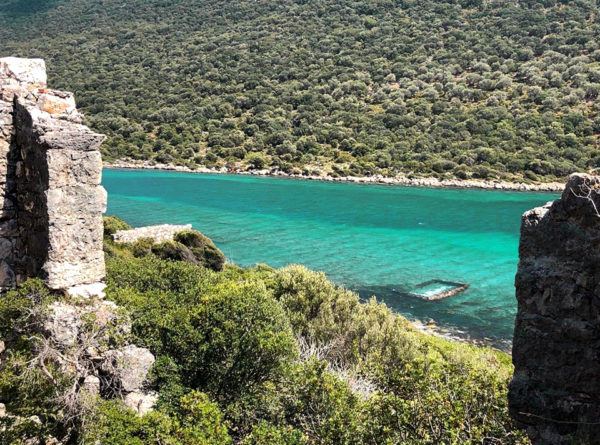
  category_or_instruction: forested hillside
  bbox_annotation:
[2,0,599,182]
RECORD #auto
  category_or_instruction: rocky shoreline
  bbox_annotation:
[411,318,511,353]
[104,160,565,192]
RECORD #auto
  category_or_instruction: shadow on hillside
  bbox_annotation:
[0,0,61,18]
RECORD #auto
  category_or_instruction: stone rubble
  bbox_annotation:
[112,223,192,244]
[44,298,156,413]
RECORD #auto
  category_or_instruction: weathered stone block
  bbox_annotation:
[47,221,104,261]
[0,58,47,89]
[0,57,107,291]
[37,91,76,116]
[44,255,106,290]
[67,282,106,299]
[40,129,105,152]
[101,345,155,393]
[46,186,107,218]
[46,150,103,186]
[112,224,193,244]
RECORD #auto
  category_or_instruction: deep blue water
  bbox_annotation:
[103,169,558,347]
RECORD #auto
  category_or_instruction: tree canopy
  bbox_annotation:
[2,0,599,182]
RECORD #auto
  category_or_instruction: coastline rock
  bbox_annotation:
[104,160,565,192]
[509,173,600,443]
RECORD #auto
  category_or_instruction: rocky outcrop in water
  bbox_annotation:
[510,173,600,444]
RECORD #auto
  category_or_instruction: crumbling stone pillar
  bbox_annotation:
[0,57,106,295]
[509,173,600,444]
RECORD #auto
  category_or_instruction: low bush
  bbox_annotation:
[103,215,132,237]
[175,229,227,271]
[151,240,198,264]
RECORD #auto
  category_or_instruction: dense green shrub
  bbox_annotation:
[151,240,199,264]
[103,251,527,443]
[0,281,63,443]
[131,237,155,258]
[103,215,132,237]
[175,229,227,271]
[83,393,231,445]
[277,359,363,444]
[0,239,528,443]
[82,401,177,445]
[106,256,297,403]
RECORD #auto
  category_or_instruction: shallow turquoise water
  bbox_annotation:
[102,169,558,347]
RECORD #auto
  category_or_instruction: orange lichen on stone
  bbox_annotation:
[38,93,75,115]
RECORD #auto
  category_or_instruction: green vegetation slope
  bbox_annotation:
[0,218,529,443]
[2,0,599,181]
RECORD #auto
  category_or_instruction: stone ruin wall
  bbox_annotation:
[112,224,192,244]
[510,173,600,444]
[0,58,158,416]
[0,57,106,295]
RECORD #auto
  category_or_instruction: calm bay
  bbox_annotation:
[103,168,558,348]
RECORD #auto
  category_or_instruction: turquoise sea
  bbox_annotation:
[103,169,558,348]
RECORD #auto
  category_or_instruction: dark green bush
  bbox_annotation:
[103,215,132,237]
[277,359,362,444]
[151,240,198,264]
[175,229,226,271]
[83,393,231,445]
[106,256,297,403]
[131,237,155,258]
